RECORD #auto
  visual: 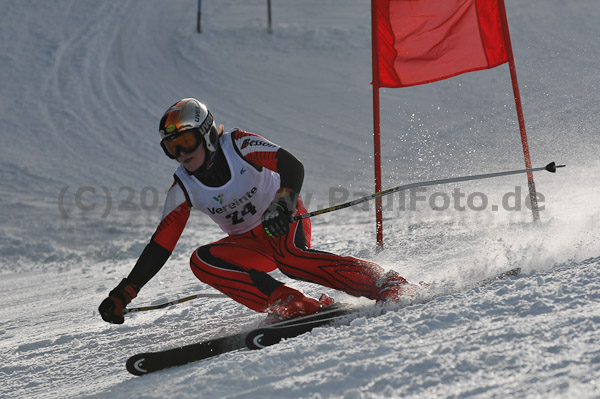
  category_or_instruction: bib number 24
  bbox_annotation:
[226,202,257,225]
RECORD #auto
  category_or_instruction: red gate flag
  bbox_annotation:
[374,0,509,88]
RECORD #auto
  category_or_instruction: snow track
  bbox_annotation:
[1,0,599,398]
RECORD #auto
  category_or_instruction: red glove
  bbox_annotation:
[98,278,139,324]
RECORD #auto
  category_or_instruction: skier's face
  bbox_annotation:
[177,142,206,173]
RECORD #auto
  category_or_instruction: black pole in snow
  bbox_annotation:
[197,0,202,33]
[267,0,273,34]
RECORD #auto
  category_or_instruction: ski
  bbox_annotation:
[124,304,359,376]
[476,267,521,286]
[126,331,248,376]
[245,267,522,350]
[125,267,521,375]
[246,303,364,349]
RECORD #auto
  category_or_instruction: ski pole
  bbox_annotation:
[123,293,226,314]
[293,162,565,221]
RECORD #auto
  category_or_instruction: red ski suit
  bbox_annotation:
[130,130,386,312]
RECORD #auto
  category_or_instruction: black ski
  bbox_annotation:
[125,267,521,375]
[125,304,359,376]
[246,268,521,349]
[245,267,522,350]
[476,267,520,286]
[246,303,364,349]
[126,331,247,376]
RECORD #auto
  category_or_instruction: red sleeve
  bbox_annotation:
[151,181,191,252]
[231,129,304,193]
[152,201,190,252]
[125,182,191,288]
[232,130,280,171]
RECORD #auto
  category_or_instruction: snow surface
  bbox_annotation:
[1,0,600,398]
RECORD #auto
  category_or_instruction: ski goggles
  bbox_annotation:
[160,129,203,159]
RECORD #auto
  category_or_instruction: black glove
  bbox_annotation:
[261,188,298,238]
[98,278,140,324]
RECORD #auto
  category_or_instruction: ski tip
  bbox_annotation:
[545,162,566,173]
[126,354,149,376]
[246,329,276,350]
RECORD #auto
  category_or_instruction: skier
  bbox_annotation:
[98,98,416,324]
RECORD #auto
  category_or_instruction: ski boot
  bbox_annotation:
[376,270,422,304]
[266,285,335,323]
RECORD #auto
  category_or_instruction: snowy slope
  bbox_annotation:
[1,0,599,398]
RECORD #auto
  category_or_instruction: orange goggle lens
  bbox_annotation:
[161,130,202,158]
